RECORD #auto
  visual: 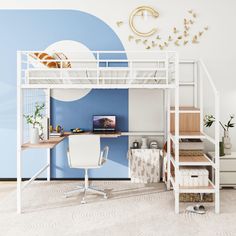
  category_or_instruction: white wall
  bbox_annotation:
[1,0,236,149]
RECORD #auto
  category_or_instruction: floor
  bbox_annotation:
[0,181,236,236]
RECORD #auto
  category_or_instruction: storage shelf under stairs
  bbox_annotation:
[168,105,219,213]
[170,176,215,193]
[170,154,215,167]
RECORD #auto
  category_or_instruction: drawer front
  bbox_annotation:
[220,172,236,184]
[220,159,236,171]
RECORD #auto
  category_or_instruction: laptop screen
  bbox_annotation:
[93,115,116,132]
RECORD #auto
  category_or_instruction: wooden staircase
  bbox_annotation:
[168,106,219,213]
[170,106,200,133]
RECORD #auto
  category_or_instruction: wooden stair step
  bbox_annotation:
[179,155,209,163]
[171,131,205,138]
[171,153,212,164]
[170,106,200,113]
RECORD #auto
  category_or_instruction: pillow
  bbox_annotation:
[30,52,59,68]
[52,52,71,68]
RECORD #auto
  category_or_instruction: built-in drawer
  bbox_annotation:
[220,159,236,171]
[220,172,236,184]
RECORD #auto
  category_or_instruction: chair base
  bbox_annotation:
[64,185,108,204]
[64,169,107,204]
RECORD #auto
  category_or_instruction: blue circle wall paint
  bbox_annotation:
[0,10,128,178]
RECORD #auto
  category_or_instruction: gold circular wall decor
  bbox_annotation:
[129,6,159,37]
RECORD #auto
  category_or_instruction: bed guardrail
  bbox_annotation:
[18,51,178,88]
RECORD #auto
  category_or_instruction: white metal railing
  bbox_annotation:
[199,59,220,213]
[18,51,178,88]
[199,59,219,144]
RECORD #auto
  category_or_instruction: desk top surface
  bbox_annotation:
[64,131,121,137]
[21,136,66,150]
[21,131,121,150]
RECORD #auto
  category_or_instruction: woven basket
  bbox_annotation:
[180,193,213,202]
[176,150,204,156]
[171,150,204,157]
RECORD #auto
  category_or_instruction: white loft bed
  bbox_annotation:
[17,50,220,215]
[20,51,177,88]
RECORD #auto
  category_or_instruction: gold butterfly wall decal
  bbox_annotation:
[198,31,204,37]
[152,41,157,47]
[184,18,189,25]
[116,21,123,27]
[143,40,148,44]
[185,25,190,31]
[175,40,180,46]
[184,40,189,45]
[128,35,134,41]
[184,31,189,37]
[125,9,208,49]
[173,27,179,34]
[192,35,199,44]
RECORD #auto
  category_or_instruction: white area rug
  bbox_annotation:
[0,181,236,236]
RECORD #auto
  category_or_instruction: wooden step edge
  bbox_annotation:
[170,131,205,138]
[170,106,200,113]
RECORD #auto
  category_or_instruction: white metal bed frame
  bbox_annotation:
[16,50,220,214]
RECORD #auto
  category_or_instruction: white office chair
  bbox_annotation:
[65,135,109,204]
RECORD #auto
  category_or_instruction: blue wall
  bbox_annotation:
[0,10,129,178]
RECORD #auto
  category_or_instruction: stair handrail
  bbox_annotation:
[198,58,220,213]
[198,58,219,142]
[199,59,218,95]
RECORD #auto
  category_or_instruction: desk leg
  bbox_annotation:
[47,148,50,181]
[17,149,22,214]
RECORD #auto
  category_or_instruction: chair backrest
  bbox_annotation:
[68,135,100,168]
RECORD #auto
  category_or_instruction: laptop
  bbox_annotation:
[93,115,116,134]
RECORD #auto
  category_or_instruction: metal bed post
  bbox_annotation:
[46,88,51,181]
[193,61,198,108]
[199,59,220,213]
[17,51,23,214]
[166,88,171,190]
[174,53,180,214]
[199,61,204,133]
[97,52,99,85]
[163,90,167,141]
[215,92,220,213]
